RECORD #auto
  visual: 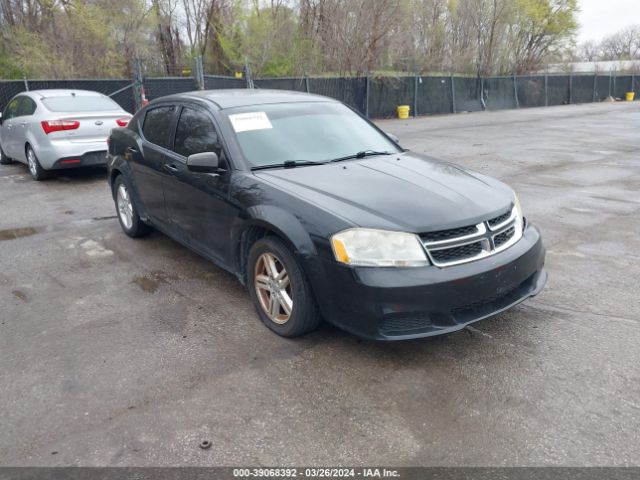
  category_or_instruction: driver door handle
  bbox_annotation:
[163,164,179,173]
[20,121,27,127]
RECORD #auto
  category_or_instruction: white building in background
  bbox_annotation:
[540,60,640,74]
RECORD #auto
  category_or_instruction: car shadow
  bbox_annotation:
[2,162,108,185]
[54,166,108,184]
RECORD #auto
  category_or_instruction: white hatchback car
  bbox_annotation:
[0,89,131,180]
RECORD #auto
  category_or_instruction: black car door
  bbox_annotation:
[133,105,177,223]
[162,105,236,267]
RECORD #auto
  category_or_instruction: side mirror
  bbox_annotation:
[0,112,3,125]
[386,132,399,144]
[187,152,220,173]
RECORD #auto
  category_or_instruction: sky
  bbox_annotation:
[578,0,639,43]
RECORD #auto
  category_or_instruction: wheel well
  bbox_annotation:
[109,169,122,196]
[238,225,295,284]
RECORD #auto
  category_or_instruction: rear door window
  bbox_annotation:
[17,97,37,117]
[173,107,218,158]
[142,106,176,149]
[3,98,19,120]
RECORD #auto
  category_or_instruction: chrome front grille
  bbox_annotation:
[422,224,478,242]
[487,211,511,228]
[493,226,516,248]
[421,206,522,267]
[430,241,483,263]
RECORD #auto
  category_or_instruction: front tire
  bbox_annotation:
[248,237,321,337]
[113,175,151,238]
[26,146,50,181]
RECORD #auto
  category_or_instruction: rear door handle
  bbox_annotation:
[163,164,179,173]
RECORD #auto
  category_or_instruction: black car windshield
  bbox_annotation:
[224,102,401,168]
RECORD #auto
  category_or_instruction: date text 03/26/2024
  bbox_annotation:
[232,468,400,478]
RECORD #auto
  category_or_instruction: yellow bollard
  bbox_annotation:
[397,105,410,119]
[626,92,635,102]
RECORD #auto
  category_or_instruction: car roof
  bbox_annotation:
[157,89,338,110]
[26,89,107,99]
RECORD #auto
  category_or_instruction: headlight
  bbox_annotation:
[331,228,429,267]
[513,194,524,232]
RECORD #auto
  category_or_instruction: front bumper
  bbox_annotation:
[309,224,546,340]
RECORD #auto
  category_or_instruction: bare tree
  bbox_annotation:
[152,0,183,75]
[577,39,602,62]
[600,25,640,60]
[180,0,234,73]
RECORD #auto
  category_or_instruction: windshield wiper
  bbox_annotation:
[251,160,326,171]
[329,150,392,163]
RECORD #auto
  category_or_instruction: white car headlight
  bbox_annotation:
[331,228,429,267]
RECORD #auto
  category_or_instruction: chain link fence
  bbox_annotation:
[204,75,246,90]
[0,72,637,120]
[0,79,137,113]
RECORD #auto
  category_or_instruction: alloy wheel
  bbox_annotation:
[27,149,37,177]
[254,252,293,324]
[116,184,134,230]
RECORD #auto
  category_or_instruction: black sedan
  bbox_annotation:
[107,90,546,340]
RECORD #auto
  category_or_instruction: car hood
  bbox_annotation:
[254,152,515,233]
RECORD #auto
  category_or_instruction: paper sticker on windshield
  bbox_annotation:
[229,112,272,133]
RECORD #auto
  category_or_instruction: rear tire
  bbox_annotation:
[248,236,321,338]
[26,146,50,181]
[0,145,12,165]
[113,175,152,238]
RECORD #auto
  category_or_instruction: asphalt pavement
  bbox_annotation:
[1,102,639,466]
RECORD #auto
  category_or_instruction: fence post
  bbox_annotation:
[513,74,519,108]
[612,71,616,98]
[544,74,548,106]
[365,75,370,118]
[132,58,144,111]
[480,77,486,110]
[569,73,573,104]
[608,71,612,98]
[413,74,419,117]
[592,73,597,102]
[632,74,636,93]
[304,75,310,93]
[450,75,456,114]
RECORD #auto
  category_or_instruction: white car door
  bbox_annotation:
[0,97,19,159]
[9,96,36,162]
